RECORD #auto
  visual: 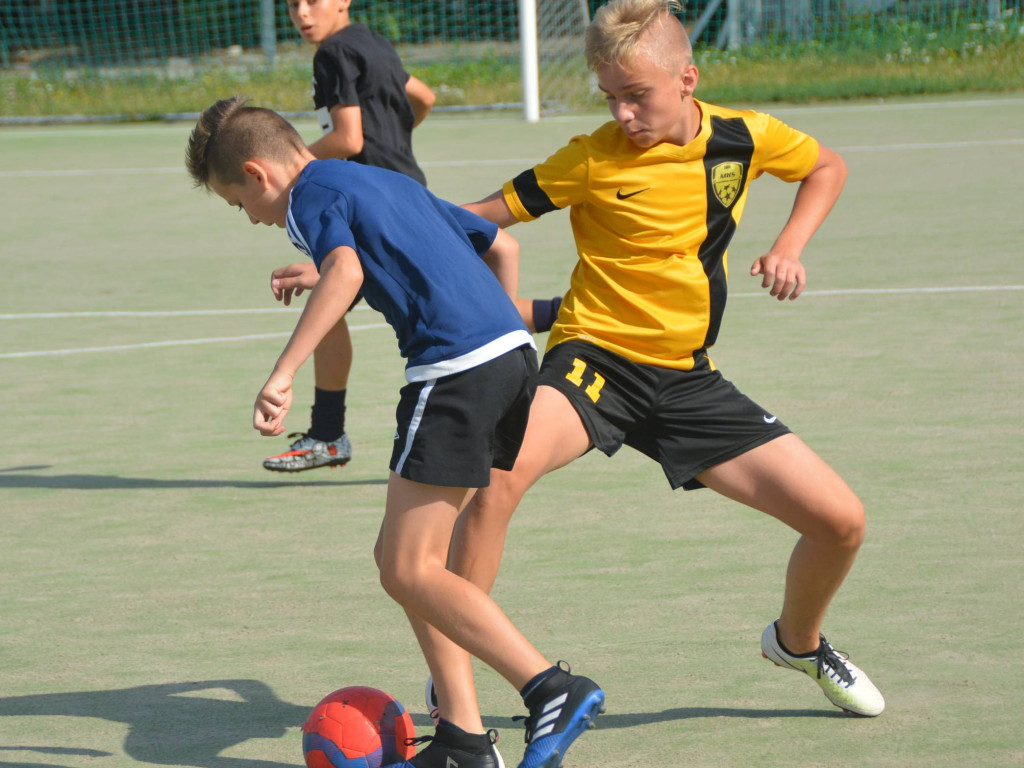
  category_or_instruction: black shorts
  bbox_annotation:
[390,346,538,488]
[539,341,790,490]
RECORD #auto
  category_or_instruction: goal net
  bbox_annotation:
[534,0,597,115]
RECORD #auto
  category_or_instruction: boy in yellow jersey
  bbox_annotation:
[449,0,885,719]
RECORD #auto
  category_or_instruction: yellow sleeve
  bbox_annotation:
[751,113,821,183]
[502,178,536,222]
[501,136,592,221]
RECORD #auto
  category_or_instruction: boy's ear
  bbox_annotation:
[242,160,272,189]
[680,64,699,99]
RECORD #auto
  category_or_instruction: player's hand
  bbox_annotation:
[254,371,294,436]
[750,250,806,301]
[271,263,320,306]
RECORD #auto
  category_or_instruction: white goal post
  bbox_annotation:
[519,0,595,121]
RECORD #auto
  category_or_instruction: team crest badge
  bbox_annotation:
[711,162,744,207]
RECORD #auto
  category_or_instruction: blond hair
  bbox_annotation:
[585,0,692,72]
[185,97,306,189]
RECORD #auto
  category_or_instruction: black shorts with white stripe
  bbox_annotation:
[390,345,538,488]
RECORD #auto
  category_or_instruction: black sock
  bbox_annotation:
[308,387,346,442]
[774,621,820,658]
[532,296,563,333]
[434,719,491,754]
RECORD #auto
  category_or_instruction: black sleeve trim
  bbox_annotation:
[512,169,559,218]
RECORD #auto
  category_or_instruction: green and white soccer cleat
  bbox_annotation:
[761,620,885,717]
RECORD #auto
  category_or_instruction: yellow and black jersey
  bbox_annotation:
[502,99,819,370]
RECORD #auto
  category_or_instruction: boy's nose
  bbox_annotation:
[248,214,260,225]
[614,103,635,123]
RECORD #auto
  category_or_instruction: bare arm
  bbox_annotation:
[307,104,364,160]
[480,227,520,301]
[405,75,435,128]
[463,190,519,229]
[254,247,364,435]
[269,261,319,305]
[750,144,848,301]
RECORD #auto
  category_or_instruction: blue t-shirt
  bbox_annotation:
[286,159,532,381]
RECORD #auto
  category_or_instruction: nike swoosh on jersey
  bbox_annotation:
[763,415,778,424]
[616,187,650,199]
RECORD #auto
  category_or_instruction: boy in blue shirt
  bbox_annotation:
[186,98,604,768]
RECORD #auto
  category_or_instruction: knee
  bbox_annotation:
[826,492,866,551]
[378,558,415,604]
[373,537,384,570]
[471,472,525,525]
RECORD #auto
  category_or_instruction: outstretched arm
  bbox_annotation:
[750,144,847,301]
[254,247,363,436]
[463,190,519,229]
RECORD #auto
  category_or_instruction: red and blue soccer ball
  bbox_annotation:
[302,686,416,768]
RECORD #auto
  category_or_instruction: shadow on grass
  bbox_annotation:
[0,745,115,768]
[592,707,846,726]
[0,471,387,490]
[0,681,845,767]
[0,680,310,768]
[451,704,844,733]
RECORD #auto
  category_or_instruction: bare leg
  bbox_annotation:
[404,607,483,732]
[451,385,592,593]
[697,433,865,654]
[313,317,353,391]
[377,474,554,733]
[375,494,484,732]
[378,389,589,731]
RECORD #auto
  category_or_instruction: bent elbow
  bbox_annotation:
[343,135,364,157]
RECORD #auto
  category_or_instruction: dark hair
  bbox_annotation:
[185,97,307,189]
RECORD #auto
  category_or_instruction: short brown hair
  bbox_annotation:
[585,0,691,72]
[185,97,306,189]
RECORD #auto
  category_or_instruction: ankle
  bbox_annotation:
[434,720,493,754]
[776,621,821,656]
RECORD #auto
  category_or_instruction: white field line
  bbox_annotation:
[733,284,1024,297]
[3,284,1021,323]
[3,306,314,320]
[0,96,1022,138]
[1,137,1022,179]
[0,322,391,359]
[2,285,1020,359]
